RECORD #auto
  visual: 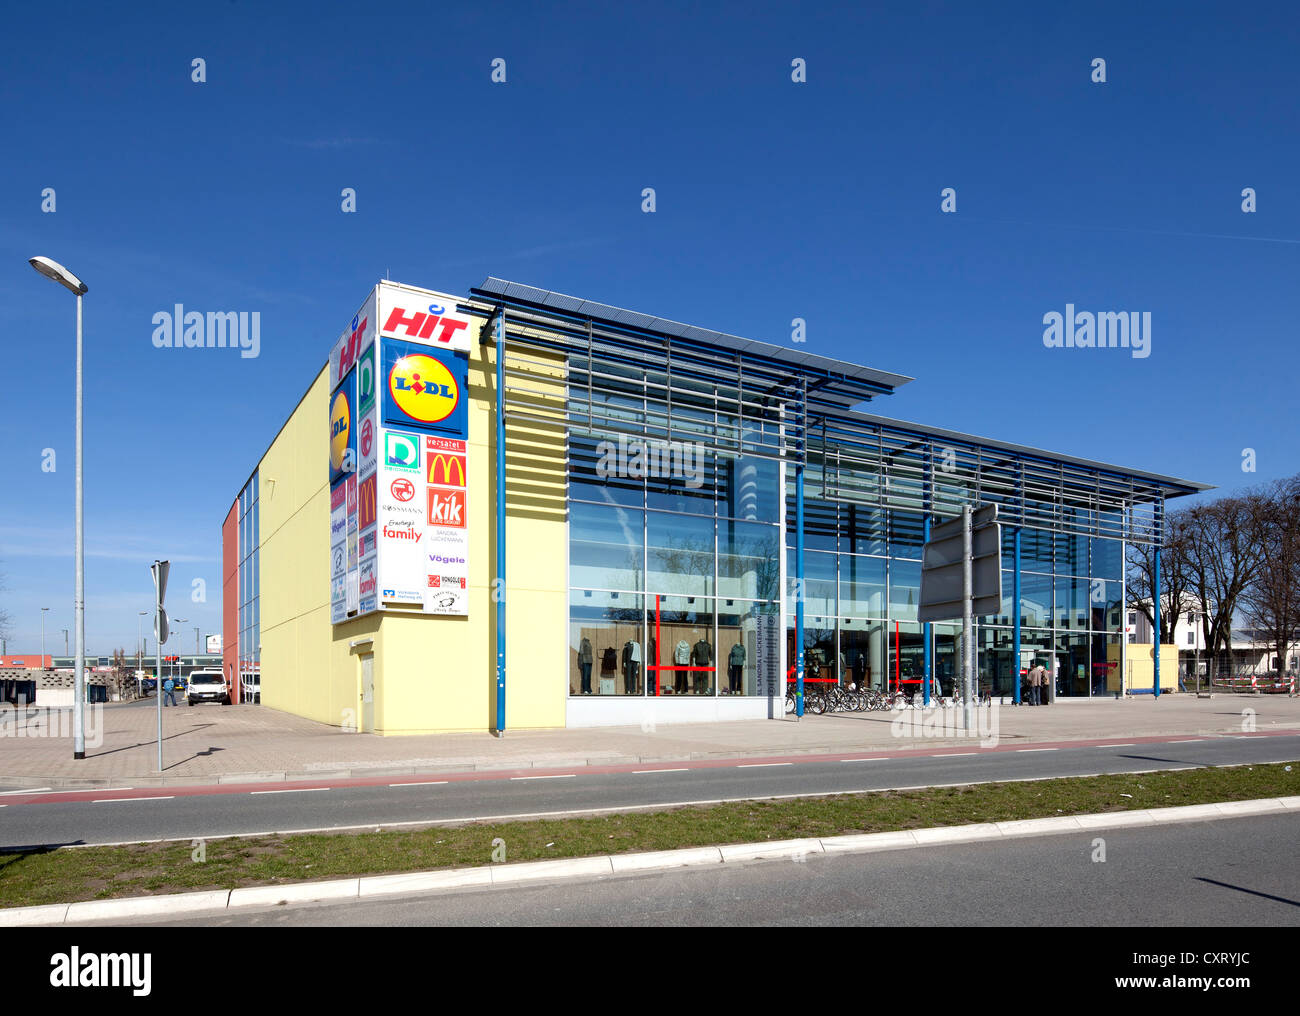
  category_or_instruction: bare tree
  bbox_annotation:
[1179,492,1269,674]
[1240,475,1300,676]
[1126,510,1194,642]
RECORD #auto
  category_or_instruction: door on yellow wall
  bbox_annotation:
[361,654,375,733]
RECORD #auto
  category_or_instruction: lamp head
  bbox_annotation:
[28,256,87,295]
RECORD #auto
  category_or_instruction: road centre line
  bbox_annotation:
[510,774,577,781]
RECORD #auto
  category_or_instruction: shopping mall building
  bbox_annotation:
[221,278,1208,734]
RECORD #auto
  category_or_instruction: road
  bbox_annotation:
[2,732,1297,849]
[87,811,1300,926]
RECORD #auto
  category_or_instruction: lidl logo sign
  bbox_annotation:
[427,485,467,528]
[383,431,421,473]
[389,354,459,423]
[382,340,467,436]
[329,384,354,481]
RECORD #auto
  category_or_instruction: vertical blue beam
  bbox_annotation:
[794,385,805,718]
[1013,526,1022,704]
[923,515,932,706]
[495,308,507,734]
[795,461,805,718]
[922,447,932,706]
[1152,543,1161,699]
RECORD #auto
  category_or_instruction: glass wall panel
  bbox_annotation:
[842,554,886,617]
[886,622,925,694]
[1053,577,1089,630]
[1019,572,1053,628]
[1022,528,1053,571]
[844,505,885,556]
[840,618,885,690]
[1054,632,1090,698]
[1090,536,1123,581]
[787,549,836,617]
[719,450,779,523]
[888,510,925,559]
[570,593,644,696]
[717,600,763,695]
[889,559,921,621]
[655,595,716,696]
[718,520,779,601]
[570,502,644,591]
[569,433,645,507]
[647,511,713,596]
[932,623,960,696]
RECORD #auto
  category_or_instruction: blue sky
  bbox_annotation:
[1,0,1296,654]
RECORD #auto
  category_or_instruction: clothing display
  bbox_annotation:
[673,639,690,694]
[578,637,593,694]
[691,639,712,693]
[727,642,745,694]
[600,647,617,673]
[621,640,642,694]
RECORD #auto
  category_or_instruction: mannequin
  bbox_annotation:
[674,638,690,694]
[691,636,713,694]
[727,642,745,694]
[600,646,617,695]
[621,639,641,695]
[578,636,593,695]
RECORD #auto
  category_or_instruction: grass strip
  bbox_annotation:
[1,761,1296,909]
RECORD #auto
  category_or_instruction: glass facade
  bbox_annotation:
[565,377,1132,703]
[567,420,781,697]
[237,473,260,685]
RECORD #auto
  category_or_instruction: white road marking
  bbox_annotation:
[840,758,889,762]
[1017,748,1058,753]
[1170,739,1204,744]
[1095,743,1135,748]
[0,787,53,796]
[934,752,977,757]
[510,774,577,781]
[736,762,793,768]
[249,787,331,795]
[92,796,175,803]
[632,768,689,774]
[389,781,449,787]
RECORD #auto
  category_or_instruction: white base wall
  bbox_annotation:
[565,695,780,728]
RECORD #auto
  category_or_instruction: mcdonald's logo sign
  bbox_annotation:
[358,475,377,530]
[427,451,467,488]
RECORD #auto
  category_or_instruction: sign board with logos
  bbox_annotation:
[332,283,473,623]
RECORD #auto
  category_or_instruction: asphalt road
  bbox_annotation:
[2,732,1297,849]
[100,811,1300,926]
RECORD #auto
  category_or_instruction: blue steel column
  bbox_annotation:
[794,384,806,718]
[923,515,932,706]
[495,309,507,734]
[1152,543,1161,699]
[1013,527,1022,704]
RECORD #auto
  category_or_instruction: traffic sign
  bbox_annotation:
[918,504,1002,623]
[154,608,169,645]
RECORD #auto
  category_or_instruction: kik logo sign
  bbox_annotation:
[382,340,467,436]
[427,486,467,528]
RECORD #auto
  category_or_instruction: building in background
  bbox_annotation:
[223,278,1210,734]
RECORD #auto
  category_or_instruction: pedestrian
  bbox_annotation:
[163,675,177,707]
[1028,662,1045,706]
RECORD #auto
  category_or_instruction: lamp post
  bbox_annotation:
[62,628,69,656]
[29,256,88,758]
[174,619,189,683]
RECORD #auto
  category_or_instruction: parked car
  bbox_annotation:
[187,670,231,706]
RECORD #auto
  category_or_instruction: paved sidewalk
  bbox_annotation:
[2,695,1298,789]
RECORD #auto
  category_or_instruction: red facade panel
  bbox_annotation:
[222,500,238,700]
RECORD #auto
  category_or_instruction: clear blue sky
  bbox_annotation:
[1,0,1296,654]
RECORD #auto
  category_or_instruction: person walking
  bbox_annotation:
[1028,662,1045,706]
[162,675,177,707]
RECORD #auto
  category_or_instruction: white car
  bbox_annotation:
[187,670,231,706]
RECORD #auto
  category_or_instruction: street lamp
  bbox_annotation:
[174,619,189,681]
[30,256,88,759]
[62,628,69,656]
